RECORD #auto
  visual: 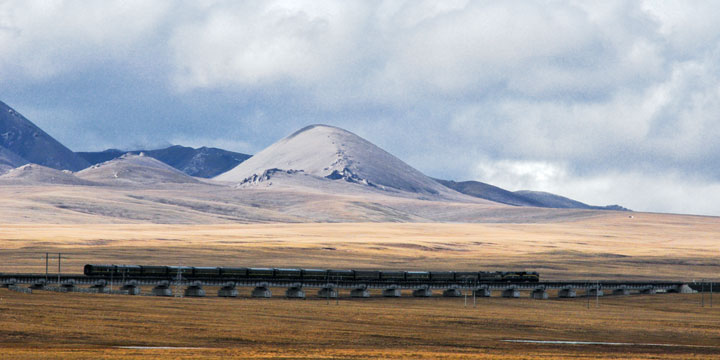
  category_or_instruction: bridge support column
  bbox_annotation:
[558,287,576,298]
[612,287,630,296]
[531,287,548,300]
[318,287,338,299]
[252,286,272,298]
[184,282,206,297]
[60,280,76,292]
[351,287,370,298]
[286,286,306,299]
[89,280,108,293]
[152,281,172,297]
[413,288,432,297]
[473,286,491,297]
[121,281,141,295]
[382,287,401,297]
[639,286,656,295]
[502,287,520,298]
[668,284,694,294]
[218,283,238,297]
[587,287,603,297]
[29,279,47,290]
[442,288,462,297]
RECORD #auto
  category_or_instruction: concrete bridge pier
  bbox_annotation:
[412,287,432,297]
[531,287,548,300]
[587,287,604,297]
[502,286,520,298]
[152,281,173,296]
[558,287,576,298]
[121,281,141,295]
[286,285,306,299]
[60,280,76,292]
[351,286,370,298]
[639,286,656,295]
[218,283,238,297]
[252,286,272,298]
[668,284,694,294]
[29,279,47,290]
[89,280,108,293]
[442,287,462,297]
[184,281,206,297]
[318,286,338,299]
[382,286,401,297]
[473,286,491,297]
[612,287,630,296]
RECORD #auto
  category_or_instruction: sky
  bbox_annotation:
[1,0,720,216]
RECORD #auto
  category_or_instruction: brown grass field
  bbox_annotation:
[1,211,719,358]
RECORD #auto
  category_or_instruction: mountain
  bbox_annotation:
[214,124,460,198]
[76,153,201,185]
[435,179,543,207]
[513,190,629,211]
[0,100,90,171]
[438,179,629,211]
[0,163,95,185]
[0,146,28,174]
[76,145,250,178]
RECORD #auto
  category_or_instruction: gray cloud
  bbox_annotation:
[1,0,720,215]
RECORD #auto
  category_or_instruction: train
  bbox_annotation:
[83,264,539,283]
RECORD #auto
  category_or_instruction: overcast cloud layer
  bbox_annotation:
[1,0,720,216]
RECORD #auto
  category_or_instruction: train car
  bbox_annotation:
[429,271,454,281]
[274,268,302,278]
[354,270,381,280]
[478,271,503,282]
[115,265,142,276]
[328,269,354,280]
[193,267,221,277]
[141,265,167,277]
[220,267,248,277]
[454,272,479,281]
[167,266,192,277]
[84,264,113,276]
[406,271,430,281]
[380,270,405,281]
[247,268,274,278]
[523,271,540,282]
[302,269,328,280]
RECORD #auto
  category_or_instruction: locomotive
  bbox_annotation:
[83,264,539,283]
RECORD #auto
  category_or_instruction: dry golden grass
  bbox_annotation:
[1,211,718,280]
[1,287,719,359]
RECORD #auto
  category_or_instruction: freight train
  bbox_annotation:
[83,264,539,283]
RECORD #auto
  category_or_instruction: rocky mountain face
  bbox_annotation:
[438,179,629,211]
[76,145,250,178]
[214,124,458,197]
[0,100,89,171]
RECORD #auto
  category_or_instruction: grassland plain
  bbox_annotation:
[1,211,719,358]
[0,288,719,359]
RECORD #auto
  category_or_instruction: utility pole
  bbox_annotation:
[45,253,49,283]
[57,253,61,285]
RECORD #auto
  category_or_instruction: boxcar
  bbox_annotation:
[429,271,454,281]
[247,268,274,278]
[193,267,221,277]
[406,271,430,281]
[328,269,354,280]
[220,267,248,277]
[302,269,329,280]
[167,266,192,277]
[381,271,405,281]
[275,268,302,278]
[354,270,381,280]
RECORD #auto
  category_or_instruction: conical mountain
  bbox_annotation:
[76,153,200,185]
[215,124,454,196]
[0,100,89,171]
[0,163,95,185]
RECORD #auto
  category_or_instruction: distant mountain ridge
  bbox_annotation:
[437,179,629,211]
[77,145,250,178]
[0,100,89,171]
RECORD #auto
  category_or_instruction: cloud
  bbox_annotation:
[2,0,720,215]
